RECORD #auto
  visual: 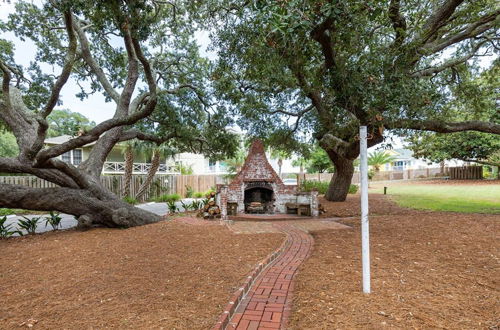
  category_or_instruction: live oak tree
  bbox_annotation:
[407,60,500,168]
[209,0,500,201]
[46,109,96,137]
[0,0,237,227]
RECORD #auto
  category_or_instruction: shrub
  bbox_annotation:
[18,216,41,235]
[368,169,375,180]
[156,193,181,203]
[44,211,62,230]
[299,180,329,194]
[0,208,16,216]
[185,185,194,198]
[0,215,20,238]
[167,200,178,213]
[193,192,204,198]
[123,196,139,205]
[204,188,215,197]
[300,180,358,195]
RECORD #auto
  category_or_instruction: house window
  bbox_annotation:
[73,149,82,165]
[61,151,72,163]
[208,159,216,167]
[61,149,82,165]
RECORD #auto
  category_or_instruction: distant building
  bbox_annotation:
[44,135,229,175]
[382,148,464,171]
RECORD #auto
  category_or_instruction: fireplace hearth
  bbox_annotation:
[217,139,319,218]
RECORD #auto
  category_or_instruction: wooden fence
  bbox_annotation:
[0,166,484,202]
[300,167,447,184]
[0,175,176,202]
[449,166,483,180]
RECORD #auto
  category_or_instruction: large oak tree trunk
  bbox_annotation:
[324,157,355,202]
[0,184,160,228]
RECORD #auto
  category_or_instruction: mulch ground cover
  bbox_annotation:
[0,218,283,329]
[290,189,499,329]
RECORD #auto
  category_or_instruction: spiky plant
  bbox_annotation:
[368,151,397,172]
[44,211,62,230]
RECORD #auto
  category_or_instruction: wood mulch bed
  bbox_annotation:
[0,218,284,329]
[290,193,499,329]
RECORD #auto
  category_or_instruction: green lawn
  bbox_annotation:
[370,182,500,214]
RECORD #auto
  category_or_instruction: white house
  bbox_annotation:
[382,148,465,171]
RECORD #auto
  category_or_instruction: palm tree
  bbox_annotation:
[270,149,290,178]
[368,151,397,172]
[135,143,176,201]
[121,140,137,197]
[176,162,194,175]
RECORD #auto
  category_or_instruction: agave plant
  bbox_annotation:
[18,216,41,235]
[167,201,178,214]
[45,211,62,230]
[0,216,21,238]
[190,200,202,211]
[180,200,189,212]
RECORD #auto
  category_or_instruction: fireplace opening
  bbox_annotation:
[244,187,274,214]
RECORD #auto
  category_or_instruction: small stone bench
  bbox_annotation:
[285,203,311,216]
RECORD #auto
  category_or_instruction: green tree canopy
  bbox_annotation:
[208,0,499,200]
[0,0,238,227]
[46,109,95,137]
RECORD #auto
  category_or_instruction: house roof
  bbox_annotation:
[392,148,414,160]
[44,135,96,146]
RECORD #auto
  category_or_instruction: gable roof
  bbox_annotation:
[44,135,96,147]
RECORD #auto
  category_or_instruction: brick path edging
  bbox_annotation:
[213,231,291,330]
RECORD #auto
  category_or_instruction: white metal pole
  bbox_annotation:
[359,125,371,294]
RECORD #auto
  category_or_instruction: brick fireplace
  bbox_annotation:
[217,140,319,219]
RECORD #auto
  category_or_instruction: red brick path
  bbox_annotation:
[228,224,313,329]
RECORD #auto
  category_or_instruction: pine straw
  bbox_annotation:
[290,194,499,329]
[0,220,283,329]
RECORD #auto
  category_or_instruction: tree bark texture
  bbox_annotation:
[0,184,160,228]
[122,146,134,197]
[135,149,161,201]
[324,156,355,202]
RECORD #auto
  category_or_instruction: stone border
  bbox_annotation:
[212,232,291,330]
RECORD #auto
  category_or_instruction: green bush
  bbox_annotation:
[156,193,181,203]
[348,184,359,194]
[299,180,329,194]
[185,185,194,198]
[193,192,204,198]
[44,211,62,230]
[0,208,36,216]
[204,188,216,196]
[123,196,139,205]
[18,216,41,235]
[300,180,359,195]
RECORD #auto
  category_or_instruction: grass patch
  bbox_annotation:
[372,183,500,214]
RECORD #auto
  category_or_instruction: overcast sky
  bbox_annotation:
[0,1,214,124]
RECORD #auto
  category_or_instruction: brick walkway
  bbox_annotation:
[227,224,313,329]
